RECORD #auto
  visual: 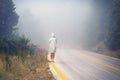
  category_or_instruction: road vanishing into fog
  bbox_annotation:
[50,49,120,80]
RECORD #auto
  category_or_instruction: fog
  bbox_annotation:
[13,0,107,49]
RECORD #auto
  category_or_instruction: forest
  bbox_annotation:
[0,0,120,79]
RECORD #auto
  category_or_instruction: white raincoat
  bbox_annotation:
[49,33,57,53]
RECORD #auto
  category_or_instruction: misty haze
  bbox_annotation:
[13,0,108,49]
[0,0,120,80]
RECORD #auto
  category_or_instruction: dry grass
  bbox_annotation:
[103,50,120,59]
[0,49,54,80]
[95,42,120,59]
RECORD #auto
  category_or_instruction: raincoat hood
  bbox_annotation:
[51,33,55,37]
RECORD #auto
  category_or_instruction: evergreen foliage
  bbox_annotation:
[0,0,18,38]
[0,0,36,55]
[106,0,120,51]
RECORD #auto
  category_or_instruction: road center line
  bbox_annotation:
[50,62,68,80]
[79,53,120,72]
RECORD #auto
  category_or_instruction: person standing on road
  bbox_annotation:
[48,33,57,61]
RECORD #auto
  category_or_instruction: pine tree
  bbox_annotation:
[0,0,19,38]
[106,0,120,51]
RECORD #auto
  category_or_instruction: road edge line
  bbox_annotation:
[84,50,120,60]
[79,53,120,72]
[49,62,68,80]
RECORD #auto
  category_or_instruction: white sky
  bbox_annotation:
[13,0,99,48]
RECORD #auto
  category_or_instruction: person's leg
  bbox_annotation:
[47,53,51,61]
[50,53,53,61]
[53,53,55,59]
[51,53,55,61]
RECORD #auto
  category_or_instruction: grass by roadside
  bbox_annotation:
[0,49,54,80]
[102,50,120,59]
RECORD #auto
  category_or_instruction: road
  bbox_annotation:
[50,49,120,80]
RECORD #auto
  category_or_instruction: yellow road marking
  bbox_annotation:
[84,50,120,60]
[50,62,68,80]
[79,53,120,72]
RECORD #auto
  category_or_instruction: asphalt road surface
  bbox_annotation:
[53,49,120,80]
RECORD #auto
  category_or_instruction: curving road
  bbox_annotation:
[52,49,120,80]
